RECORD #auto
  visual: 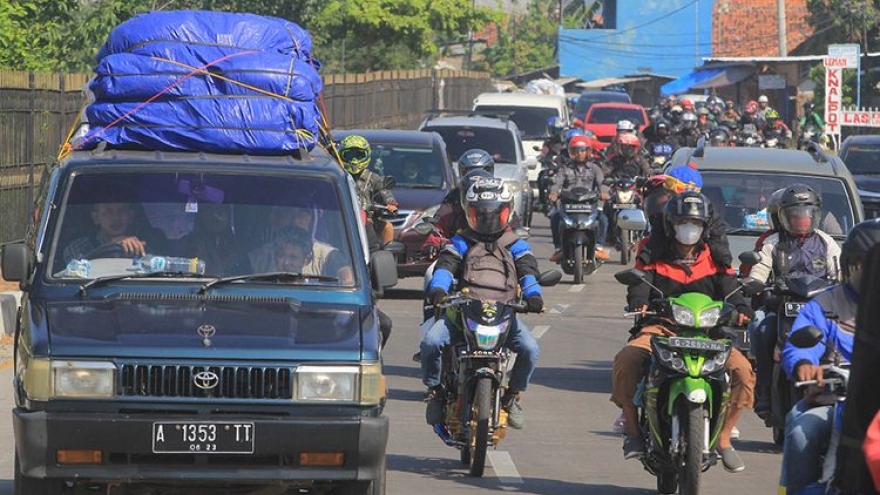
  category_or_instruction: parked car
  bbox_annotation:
[419,113,536,227]
[472,92,570,194]
[839,134,880,218]
[335,129,456,277]
[3,147,396,494]
[666,144,864,267]
[573,90,632,122]
[582,102,649,149]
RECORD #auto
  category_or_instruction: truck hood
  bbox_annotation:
[42,296,369,361]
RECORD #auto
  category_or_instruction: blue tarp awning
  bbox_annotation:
[661,64,755,96]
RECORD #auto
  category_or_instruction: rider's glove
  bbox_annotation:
[421,244,439,260]
[526,295,544,313]
[428,287,448,306]
[735,304,755,321]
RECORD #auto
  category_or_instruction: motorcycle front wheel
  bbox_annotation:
[468,378,492,477]
[677,400,705,495]
[573,245,584,284]
[619,229,631,265]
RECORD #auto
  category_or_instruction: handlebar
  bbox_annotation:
[795,378,845,388]
[424,292,529,313]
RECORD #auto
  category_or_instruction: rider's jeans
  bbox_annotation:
[549,210,609,249]
[420,316,540,393]
[783,399,832,494]
[749,309,776,387]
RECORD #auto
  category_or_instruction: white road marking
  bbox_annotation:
[568,284,585,292]
[549,304,570,314]
[531,325,550,339]
[488,450,523,484]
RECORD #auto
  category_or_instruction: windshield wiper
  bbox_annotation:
[199,272,339,294]
[79,271,219,297]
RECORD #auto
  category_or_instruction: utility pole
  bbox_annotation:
[466,0,475,71]
[777,0,787,56]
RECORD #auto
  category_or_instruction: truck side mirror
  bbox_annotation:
[370,250,398,297]
[1,243,30,283]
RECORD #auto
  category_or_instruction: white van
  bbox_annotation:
[472,92,570,189]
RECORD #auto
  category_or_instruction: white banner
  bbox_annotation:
[828,44,860,69]
[841,110,880,127]
[824,66,841,139]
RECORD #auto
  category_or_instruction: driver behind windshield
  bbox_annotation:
[62,202,167,263]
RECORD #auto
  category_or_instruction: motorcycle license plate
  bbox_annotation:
[152,421,255,454]
[564,204,592,213]
[612,203,636,209]
[784,302,806,317]
[668,337,727,352]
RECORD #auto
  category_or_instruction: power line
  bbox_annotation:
[580,0,699,42]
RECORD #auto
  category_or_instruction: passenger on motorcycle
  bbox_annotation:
[763,109,793,147]
[612,191,754,472]
[639,165,733,270]
[540,116,567,160]
[604,133,650,180]
[748,184,842,415]
[421,178,543,429]
[779,219,880,495]
[339,134,398,244]
[548,135,610,262]
[421,150,496,260]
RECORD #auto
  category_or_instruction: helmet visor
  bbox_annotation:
[466,203,511,235]
[780,204,819,235]
[340,147,369,164]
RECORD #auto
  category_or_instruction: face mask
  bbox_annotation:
[674,223,703,245]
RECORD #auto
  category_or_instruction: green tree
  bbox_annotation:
[483,1,557,77]
[806,0,879,51]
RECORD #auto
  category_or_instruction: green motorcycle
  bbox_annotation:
[616,268,742,495]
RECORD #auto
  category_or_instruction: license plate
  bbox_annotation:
[668,337,727,352]
[784,302,806,317]
[564,204,592,212]
[613,204,636,209]
[153,421,255,454]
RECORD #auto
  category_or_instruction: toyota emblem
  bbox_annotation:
[193,370,219,390]
[197,324,216,339]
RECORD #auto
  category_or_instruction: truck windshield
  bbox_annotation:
[48,170,357,286]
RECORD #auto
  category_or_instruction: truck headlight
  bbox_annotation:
[295,363,385,404]
[23,359,116,400]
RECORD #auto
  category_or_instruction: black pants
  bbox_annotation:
[377,308,392,348]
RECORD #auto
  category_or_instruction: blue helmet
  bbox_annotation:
[547,116,565,138]
[565,128,585,142]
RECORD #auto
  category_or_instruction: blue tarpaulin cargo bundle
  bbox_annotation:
[80,10,324,155]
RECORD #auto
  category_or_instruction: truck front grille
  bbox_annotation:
[120,364,293,399]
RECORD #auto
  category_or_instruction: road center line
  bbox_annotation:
[549,304,570,314]
[488,451,523,484]
[568,284,585,292]
[531,325,550,339]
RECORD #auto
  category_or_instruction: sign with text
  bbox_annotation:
[828,44,860,69]
[841,110,880,127]
[759,74,786,90]
[824,66,841,137]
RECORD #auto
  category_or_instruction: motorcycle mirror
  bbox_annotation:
[413,221,434,236]
[514,227,530,239]
[789,325,824,349]
[614,268,646,286]
[532,145,541,152]
[538,270,563,287]
[738,250,762,266]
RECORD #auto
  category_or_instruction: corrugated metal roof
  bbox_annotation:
[576,74,673,89]
[705,52,880,63]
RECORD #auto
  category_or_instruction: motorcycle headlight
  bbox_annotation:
[618,190,635,203]
[701,347,731,375]
[698,307,721,328]
[672,304,696,327]
[654,341,686,373]
[467,318,509,350]
[563,215,576,227]
[505,181,521,193]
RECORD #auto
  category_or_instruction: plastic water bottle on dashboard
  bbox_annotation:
[134,255,206,274]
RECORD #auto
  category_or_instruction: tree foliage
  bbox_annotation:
[805,0,879,51]
[482,1,557,77]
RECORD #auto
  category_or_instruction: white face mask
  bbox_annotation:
[674,223,704,245]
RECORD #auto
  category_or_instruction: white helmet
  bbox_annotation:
[758,95,769,104]
[616,120,636,133]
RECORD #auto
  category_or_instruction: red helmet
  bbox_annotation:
[681,99,695,111]
[616,132,641,158]
[568,134,593,151]
[744,100,758,114]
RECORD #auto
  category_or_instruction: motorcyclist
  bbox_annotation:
[674,111,700,148]
[697,106,715,134]
[763,108,793,148]
[421,177,543,429]
[605,119,644,157]
[645,120,677,168]
[538,118,568,208]
[722,99,741,124]
[779,219,880,495]
[603,132,650,180]
[747,183,842,416]
[612,191,754,472]
[799,102,825,132]
[548,134,610,263]
[757,94,773,120]
[709,126,733,147]
[421,149,496,260]
[338,134,399,244]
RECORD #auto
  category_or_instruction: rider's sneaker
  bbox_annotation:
[549,250,563,263]
[412,351,421,362]
[424,386,445,425]
[623,435,644,460]
[612,412,627,434]
[595,246,610,261]
[731,426,740,440]
[503,393,525,429]
[718,446,745,473]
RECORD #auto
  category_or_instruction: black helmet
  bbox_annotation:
[709,127,730,146]
[841,219,880,281]
[803,102,815,113]
[460,168,493,193]
[778,183,821,236]
[663,191,710,237]
[462,177,514,236]
[457,149,495,178]
[680,111,698,130]
[766,187,786,230]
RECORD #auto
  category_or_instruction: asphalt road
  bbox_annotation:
[0,215,784,494]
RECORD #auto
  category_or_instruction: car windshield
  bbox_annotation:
[842,144,880,175]
[472,105,560,140]
[700,171,855,238]
[426,126,519,164]
[587,107,646,126]
[574,93,630,116]
[369,145,447,189]
[49,170,357,286]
